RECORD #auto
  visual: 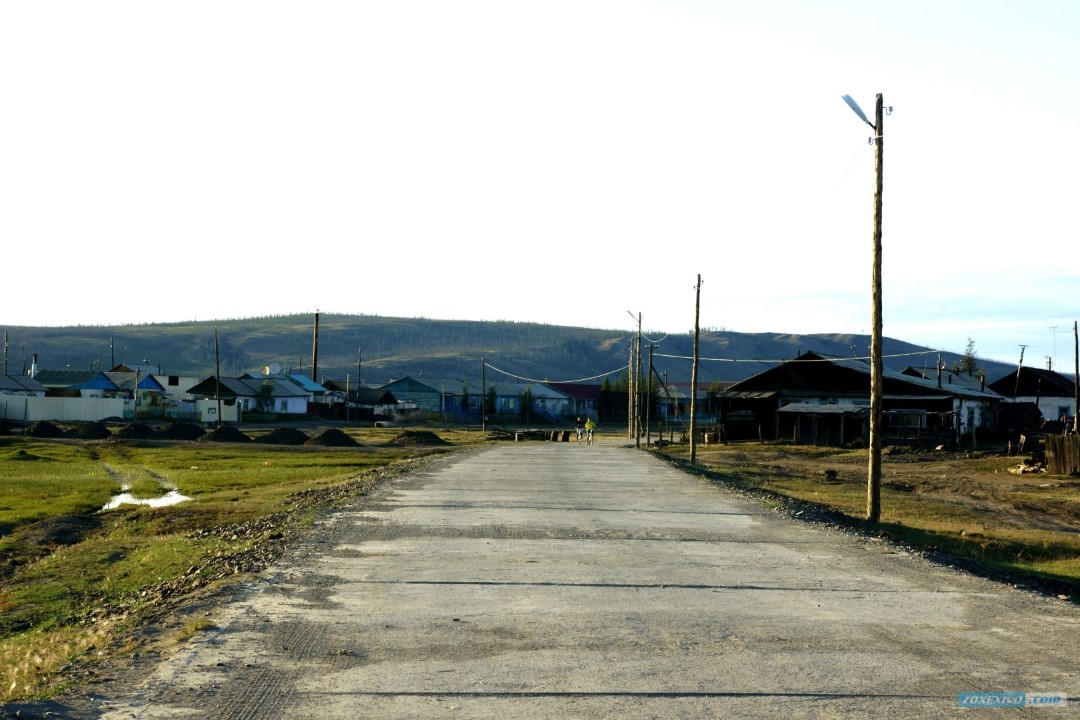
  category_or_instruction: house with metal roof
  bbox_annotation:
[988,366,1077,426]
[32,370,125,398]
[717,351,1004,447]
[105,371,168,418]
[0,375,47,396]
[186,376,309,415]
[542,382,601,418]
[0,372,125,423]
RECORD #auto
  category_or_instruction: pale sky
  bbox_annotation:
[2,1,1077,367]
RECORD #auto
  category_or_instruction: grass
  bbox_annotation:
[658,441,1080,594]
[0,426,475,702]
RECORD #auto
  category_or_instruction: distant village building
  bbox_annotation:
[989,366,1077,426]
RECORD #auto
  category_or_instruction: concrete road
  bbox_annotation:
[75,441,1079,718]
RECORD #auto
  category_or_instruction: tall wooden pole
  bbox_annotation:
[635,313,642,448]
[481,357,487,433]
[1073,321,1078,434]
[646,343,654,446]
[214,328,222,428]
[311,311,320,383]
[690,275,701,464]
[867,93,885,522]
[628,339,634,439]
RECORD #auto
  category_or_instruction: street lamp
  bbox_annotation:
[843,93,886,522]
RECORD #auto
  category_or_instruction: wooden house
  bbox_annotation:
[988,367,1077,426]
[717,351,1003,447]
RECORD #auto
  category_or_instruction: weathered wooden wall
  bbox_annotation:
[1045,435,1080,475]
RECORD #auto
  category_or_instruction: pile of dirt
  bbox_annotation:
[200,426,252,443]
[26,421,63,438]
[305,428,359,447]
[156,422,207,441]
[21,515,103,548]
[66,422,112,440]
[253,427,310,445]
[385,430,451,447]
[112,422,156,440]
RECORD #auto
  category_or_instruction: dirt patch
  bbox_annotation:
[112,422,156,440]
[19,515,104,549]
[253,427,310,445]
[385,430,452,447]
[305,429,359,447]
[156,423,207,441]
[26,421,63,438]
[66,422,112,440]
[200,426,252,443]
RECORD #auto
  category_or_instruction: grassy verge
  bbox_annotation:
[656,441,1080,597]
[0,428,481,702]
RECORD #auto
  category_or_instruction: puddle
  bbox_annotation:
[102,490,191,511]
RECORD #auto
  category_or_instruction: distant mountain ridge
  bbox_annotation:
[1,314,1013,387]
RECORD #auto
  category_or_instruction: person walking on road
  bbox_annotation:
[575,417,584,443]
[584,417,596,446]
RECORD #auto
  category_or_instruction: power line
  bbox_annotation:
[653,349,943,365]
[483,362,628,385]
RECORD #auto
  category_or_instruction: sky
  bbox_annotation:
[2,1,1078,367]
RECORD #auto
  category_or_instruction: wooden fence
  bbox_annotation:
[1045,435,1080,475]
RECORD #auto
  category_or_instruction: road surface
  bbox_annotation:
[47,440,1080,718]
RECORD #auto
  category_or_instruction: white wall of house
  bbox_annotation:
[197,398,240,424]
[1016,395,1074,423]
[0,396,126,422]
[276,397,308,414]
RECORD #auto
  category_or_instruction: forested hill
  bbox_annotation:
[2,314,1011,386]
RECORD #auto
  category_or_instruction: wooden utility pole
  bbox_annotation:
[1073,321,1078,434]
[635,313,642,448]
[867,93,885,522]
[628,339,635,439]
[214,328,222,428]
[481,358,487,433]
[311,311,320,383]
[690,275,701,464]
[646,343,655,446]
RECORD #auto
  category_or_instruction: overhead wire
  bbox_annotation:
[483,361,629,385]
[652,349,943,364]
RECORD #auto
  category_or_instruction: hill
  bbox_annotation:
[1,314,1013,387]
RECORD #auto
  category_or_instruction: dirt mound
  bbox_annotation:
[200,426,252,443]
[21,515,103,548]
[113,422,156,440]
[26,421,63,438]
[156,422,207,441]
[254,427,310,445]
[305,428,359,447]
[386,430,451,447]
[66,422,112,440]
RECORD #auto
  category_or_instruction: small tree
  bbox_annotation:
[485,384,497,417]
[599,376,614,419]
[518,386,534,424]
[256,382,275,412]
[957,338,981,377]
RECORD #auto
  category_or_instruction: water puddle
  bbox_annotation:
[102,489,191,511]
